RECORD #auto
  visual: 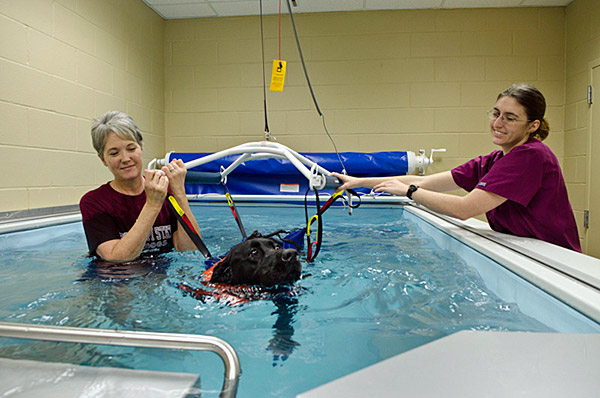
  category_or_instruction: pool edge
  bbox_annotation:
[404,204,600,324]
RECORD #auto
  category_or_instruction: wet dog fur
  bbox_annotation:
[209,236,302,287]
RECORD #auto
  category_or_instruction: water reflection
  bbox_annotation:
[78,254,172,282]
[267,296,302,366]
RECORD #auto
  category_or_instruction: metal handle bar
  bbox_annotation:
[0,322,241,398]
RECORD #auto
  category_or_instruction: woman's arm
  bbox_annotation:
[415,188,506,220]
[163,159,203,252]
[373,178,507,220]
[96,171,169,262]
[331,170,460,193]
[333,170,506,220]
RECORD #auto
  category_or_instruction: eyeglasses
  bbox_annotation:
[487,110,531,125]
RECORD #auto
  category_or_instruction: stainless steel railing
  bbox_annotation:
[0,322,241,398]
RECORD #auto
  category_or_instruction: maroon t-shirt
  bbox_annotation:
[451,138,581,252]
[79,183,178,257]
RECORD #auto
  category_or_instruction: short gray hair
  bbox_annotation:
[91,111,143,158]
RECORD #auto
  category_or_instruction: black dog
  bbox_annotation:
[178,234,304,363]
[210,236,302,287]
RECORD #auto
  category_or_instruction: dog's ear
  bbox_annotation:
[247,230,262,240]
[210,257,232,283]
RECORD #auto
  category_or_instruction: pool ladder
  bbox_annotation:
[0,322,241,398]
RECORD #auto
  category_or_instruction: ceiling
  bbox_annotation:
[143,0,573,19]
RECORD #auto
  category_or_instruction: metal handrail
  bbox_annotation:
[0,322,241,398]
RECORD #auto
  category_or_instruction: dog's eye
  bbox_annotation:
[250,248,259,256]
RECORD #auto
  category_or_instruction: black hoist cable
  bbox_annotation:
[284,0,346,173]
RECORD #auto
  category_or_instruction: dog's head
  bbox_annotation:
[209,237,302,287]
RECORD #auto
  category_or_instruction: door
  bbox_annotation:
[587,65,600,257]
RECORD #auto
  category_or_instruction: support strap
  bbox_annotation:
[221,182,247,239]
[305,188,361,262]
[167,195,212,259]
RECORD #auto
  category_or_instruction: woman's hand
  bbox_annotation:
[97,170,169,263]
[143,169,169,206]
[331,172,359,192]
[160,159,203,252]
[162,159,187,196]
[373,179,410,197]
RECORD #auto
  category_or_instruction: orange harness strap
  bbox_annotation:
[178,257,253,306]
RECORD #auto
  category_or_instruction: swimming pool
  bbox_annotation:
[1,203,599,397]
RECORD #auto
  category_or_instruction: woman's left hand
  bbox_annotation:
[162,159,187,196]
[373,179,410,197]
[161,159,203,251]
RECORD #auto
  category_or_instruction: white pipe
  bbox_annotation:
[220,152,253,179]
[148,141,336,189]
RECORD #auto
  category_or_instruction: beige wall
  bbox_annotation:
[1,1,596,252]
[164,7,566,180]
[564,0,600,252]
[0,0,164,211]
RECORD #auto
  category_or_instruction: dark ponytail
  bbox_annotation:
[536,118,550,141]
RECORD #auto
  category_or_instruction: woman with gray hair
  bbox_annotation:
[79,111,202,263]
[334,84,581,252]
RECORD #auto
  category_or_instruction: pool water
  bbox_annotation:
[1,204,599,397]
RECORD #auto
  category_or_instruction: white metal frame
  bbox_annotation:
[148,141,337,190]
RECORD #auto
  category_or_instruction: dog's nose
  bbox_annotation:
[281,249,297,262]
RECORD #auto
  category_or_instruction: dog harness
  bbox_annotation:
[178,257,255,306]
[178,249,304,306]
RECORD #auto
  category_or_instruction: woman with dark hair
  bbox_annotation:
[80,111,202,263]
[334,84,581,252]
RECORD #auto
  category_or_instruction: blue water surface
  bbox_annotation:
[0,204,597,397]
